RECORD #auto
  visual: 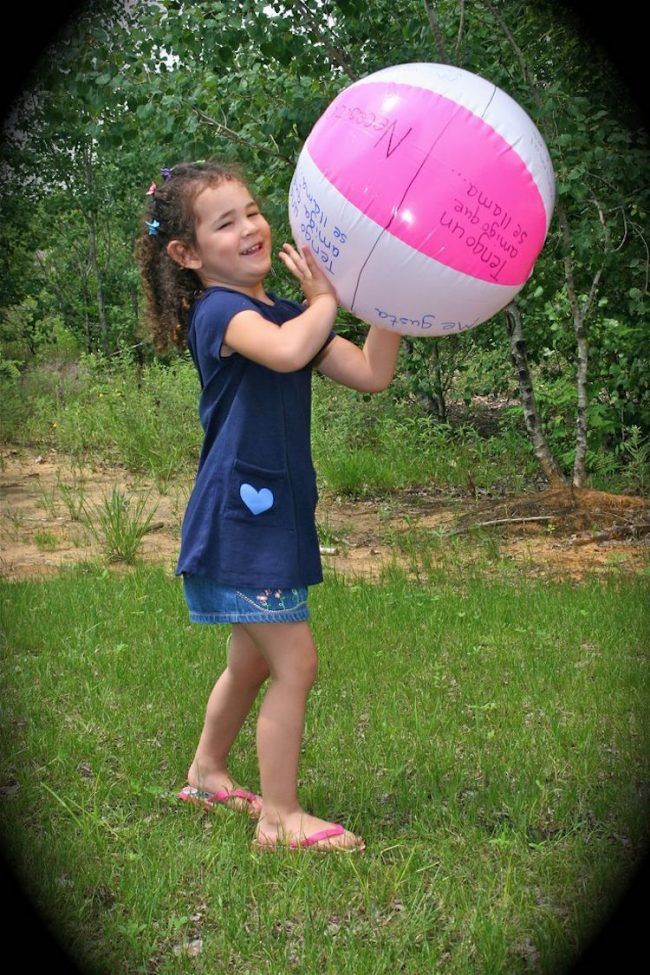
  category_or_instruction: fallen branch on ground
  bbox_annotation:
[570,522,650,546]
[449,515,556,535]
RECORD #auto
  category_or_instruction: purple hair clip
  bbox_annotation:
[160,167,172,181]
[145,219,160,236]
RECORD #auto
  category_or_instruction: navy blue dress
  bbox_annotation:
[176,287,330,589]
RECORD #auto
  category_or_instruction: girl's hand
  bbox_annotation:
[278,243,338,307]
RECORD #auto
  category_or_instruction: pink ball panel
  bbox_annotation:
[306,81,548,287]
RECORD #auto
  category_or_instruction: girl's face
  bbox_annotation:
[187,180,273,294]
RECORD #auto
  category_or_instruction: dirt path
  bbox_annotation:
[1,446,649,582]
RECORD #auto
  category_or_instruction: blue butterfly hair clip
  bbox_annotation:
[160,167,172,181]
[145,219,160,236]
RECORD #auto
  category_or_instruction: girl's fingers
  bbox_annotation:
[281,243,306,266]
[277,247,299,270]
[279,242,337,304]
[278,254,305,280]
[279,243,313,279]
[299,244,320,272]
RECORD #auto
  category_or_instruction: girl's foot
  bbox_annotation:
[183,764,263,819]
[254,810,364,852]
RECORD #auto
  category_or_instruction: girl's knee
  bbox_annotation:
[235,653,270,688]
[271,641,318,690]
[240,658,271,689]
[246,621,318,685]
[229,628,271,687]
[295,646,318,688]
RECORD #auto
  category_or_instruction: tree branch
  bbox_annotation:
[193,108,295,165]
[422,0,450,62]
[557,203,581,321]
[455,0,466,62]
[629,220,650,291]
[558,193,609,487]
[481,0,539,108]
[571,522,650,545]
[580,195,609,324]
[449,515,556,535]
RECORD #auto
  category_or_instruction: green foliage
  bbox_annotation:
[615,426,650,495]
[2,347,646,495]
[311,376,535,496]
[0,293,76,363]
[1,0,648,483]
[0,353,202,490]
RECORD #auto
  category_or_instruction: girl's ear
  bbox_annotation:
[167,239,202,270]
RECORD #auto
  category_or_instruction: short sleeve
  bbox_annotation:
[189,289,259,385]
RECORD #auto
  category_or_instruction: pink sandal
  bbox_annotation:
[253,824,365,852]
[177,784,262,819]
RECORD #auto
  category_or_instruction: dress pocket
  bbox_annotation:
[224,458,295,530]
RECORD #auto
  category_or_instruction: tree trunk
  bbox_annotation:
[573,315,589,487]
[423,0,450,61]
[429,341,447,421]
[557,202,604,488]
[504,301,567,486]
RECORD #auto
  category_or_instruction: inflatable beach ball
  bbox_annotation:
[289,62,555,337]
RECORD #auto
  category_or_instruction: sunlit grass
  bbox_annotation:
[1,564,647,974]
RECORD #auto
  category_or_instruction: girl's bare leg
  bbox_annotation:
[242,620,363,850]
[187,625,269,813]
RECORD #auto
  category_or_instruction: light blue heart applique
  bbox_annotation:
[240,483,274,515]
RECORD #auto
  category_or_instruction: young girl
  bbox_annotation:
[136,161,401,851]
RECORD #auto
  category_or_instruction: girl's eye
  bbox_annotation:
[216,210,260,230]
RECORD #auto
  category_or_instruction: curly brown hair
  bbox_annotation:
[135,160,244,352]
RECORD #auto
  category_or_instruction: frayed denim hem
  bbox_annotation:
[188,606,310,625]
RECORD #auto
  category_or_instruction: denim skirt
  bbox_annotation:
[182,574,309,624]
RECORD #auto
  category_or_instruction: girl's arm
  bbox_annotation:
[315,327,402,393]
[223,244,337,372]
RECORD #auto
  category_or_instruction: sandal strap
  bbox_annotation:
[211,787,259,804]
[178,785,261,805]
[295,825,346,847]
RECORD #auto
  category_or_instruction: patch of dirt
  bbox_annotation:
[319,484,650,581]
[1,446,649,583]
[0,447,191,580]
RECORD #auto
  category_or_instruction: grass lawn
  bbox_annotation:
[0,563,648,974]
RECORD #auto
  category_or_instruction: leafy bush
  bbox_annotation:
[1,350,644,497]
[1,352,202,491]
[311,377,535,496]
